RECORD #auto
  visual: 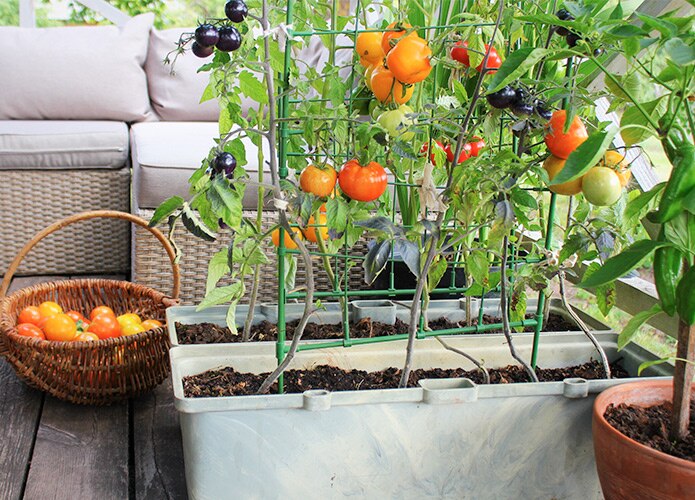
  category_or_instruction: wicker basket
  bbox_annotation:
[0,211,180,405]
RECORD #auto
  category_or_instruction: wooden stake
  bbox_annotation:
[670,320,695,441]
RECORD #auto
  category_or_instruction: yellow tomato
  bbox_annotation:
[121,323,146,336]
[38,301,63,319]
[141,319,163,331]
[117,313,142,329]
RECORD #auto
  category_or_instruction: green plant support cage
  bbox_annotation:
[271,0,562,393]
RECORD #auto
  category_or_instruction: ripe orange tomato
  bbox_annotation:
[543,155,583,195]
[386,36,432,84]
[356,31,385,66]
[44,314,78,341]
[299,165,337,197]
[90,305,116,321]
[371,65,414,104]
[16,323,46,340]
[18,306,42,326]
[304,213,330,243]
[338,160,388,202]
[600,151,631,187]
[141,319,163,331]
[38,301,63,319]
[66,310,90,327]
[364,63,382,91]
[74,332,99,342]
[381,22,416,54]
[88,313,121,340]
[544,110,588,159]
[271,227,303,250]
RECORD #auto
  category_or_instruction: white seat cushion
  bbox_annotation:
[131,122,272,209]
[0,121,129,169]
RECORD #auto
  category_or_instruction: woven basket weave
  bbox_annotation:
[134,208,370,305]
[0,211,180,405]
[0,169,130,276]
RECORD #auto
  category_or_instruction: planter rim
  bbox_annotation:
[594,379,695,470]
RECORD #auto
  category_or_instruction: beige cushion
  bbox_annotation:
[0,14,154,122]
[145,28,220,121]
[0,120,128,170]
[131,122,272,209]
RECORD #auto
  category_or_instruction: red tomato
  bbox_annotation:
[450,41,501,73]
[476,46,502,73]
[444,143,472,165]
[420,141,447,165]
[18,306,42,326]
[450,41,470,66]
[88,313,121,339]
[90,305,116,321]
[16,323,46,340]
[66,310,90,327]
[338,160,388,202]
[467,137,486,157]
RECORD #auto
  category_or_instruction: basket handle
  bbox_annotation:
[0,210,180,300]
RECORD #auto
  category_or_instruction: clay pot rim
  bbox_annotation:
[593,379,695,470]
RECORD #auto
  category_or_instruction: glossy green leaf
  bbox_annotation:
[149,196,184,227]
[196,282,244,311]
[578,240,671,288]
[551,129,617,184]
[618,303,662,350]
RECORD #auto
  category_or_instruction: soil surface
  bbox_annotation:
[176,313,578,344]
[183,360,628,398]
[604,402,695,462]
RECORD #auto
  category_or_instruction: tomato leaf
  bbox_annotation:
[551,129,617,184]
[578,240,671,288]
[625,183,665,221]
[427,256,448,291]
[393,238,420,277]
[363,240,392,285]
[238,71,268,104]
[196,282,244,311]
[283,254,297,292]
[206,248,230,294]
[181,203,217,242]
[618,303,663,350]
[620,97,666,146]
[487,48,548,94]
[149,196,185,227]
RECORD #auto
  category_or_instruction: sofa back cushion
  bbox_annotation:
[0,14,154,122]
[145,28,220,121]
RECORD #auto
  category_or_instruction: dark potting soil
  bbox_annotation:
[176,312,578,344]
[604,402,695,462]
[183,360,629,398]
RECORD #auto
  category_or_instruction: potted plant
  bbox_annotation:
[153,0,685,496]
[536,3,695,495]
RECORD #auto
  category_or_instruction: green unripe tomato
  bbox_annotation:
[582,167,623,206]
[377,105,415,141]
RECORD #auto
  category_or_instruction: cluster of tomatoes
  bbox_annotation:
[15,302,163,342]
[191,0,248,57]
[420,136,486,166]
[450,40,502,74]
[357,22,432,105]
[543,110,630,206]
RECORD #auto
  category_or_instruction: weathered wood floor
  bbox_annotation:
[0,276,187,500]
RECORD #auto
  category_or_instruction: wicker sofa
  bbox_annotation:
[0,13,359,304]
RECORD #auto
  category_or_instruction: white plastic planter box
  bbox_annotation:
[171,332,669,499]
[167,298,609,347]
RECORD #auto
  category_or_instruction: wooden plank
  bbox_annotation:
[133,378,188,500]
[0,359,43,500]
[23,397,129,500]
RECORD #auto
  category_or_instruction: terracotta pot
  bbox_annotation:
[593,380,695,500]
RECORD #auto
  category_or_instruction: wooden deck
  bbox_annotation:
[0,277,187,500]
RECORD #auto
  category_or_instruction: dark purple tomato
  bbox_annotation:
[534,102,553,121]
[566,33,581,47]
[195,24,219,47]
[225,0,249,23]
[556,9,574,21]
[511,101,534,117]
[486,85,517,109]
[216,26,242,52]
[593,48,604,57]
[213,152,237,178]
[192,41,214,58]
